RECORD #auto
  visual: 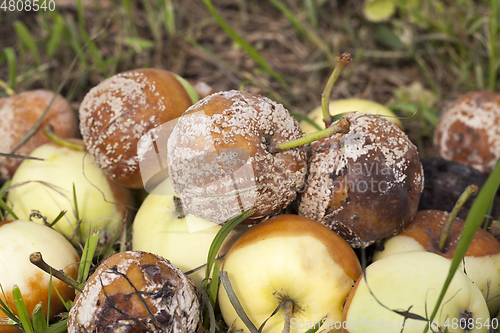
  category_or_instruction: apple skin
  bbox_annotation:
[218,214,362,333]
[79,68,196,189]
[132,178,249,287]
[67,251,200,333]
[300,99,403,136]
[6,142,133,246]
[0,220,80,332]
[342,251,489,333]
[373,209,500,316]
[0,90,78,182]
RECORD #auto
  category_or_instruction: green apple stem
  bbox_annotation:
[273,116,350,152]
[42,125,85,151]
[321,53,352,128]
[0,78,15,96]
[30,252,84,293]
[438,185,479,252]
[281,298,294,333]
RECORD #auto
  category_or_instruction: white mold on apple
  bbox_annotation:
[218,214,362,333]
[167,90,307,224]
[6,142,133,246]
[79,68,197,189]
[0,220,80,332]
[67,251,200,333]
[342,251,489,333]
[434,91,500,175]
[0,89,78,182]
[299,113,424,248]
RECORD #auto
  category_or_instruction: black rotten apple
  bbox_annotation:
[299,113,424,248]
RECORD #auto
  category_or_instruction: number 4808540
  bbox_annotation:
[0,0,56,11]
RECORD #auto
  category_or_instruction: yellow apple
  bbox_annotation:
[218,214,362,333]
[342,251,489,333]
[373,209,500,316]
[132,178,249,287]
[300,99,403,136]
[6,142,133,245]
[0,220,79,331]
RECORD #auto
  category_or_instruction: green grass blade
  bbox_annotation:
[163,0,176,35]
[204,210,254,300]
[45,15,66,58]
[220,271,259,333]
[424,159,500,332]
[77,228,99,286]
[72,183,80,221]
[13,21,41,66]
[290,112,322,131]
[208,260,220,307]
[488,0,498,91]
[31,302,47,333]
[201,0,288,88]
[12,285,34,333]
[0,284,19,326]
[0,48,17,91]
[40,319,67,333]
[0,196,19,220]
[49,211,67,228]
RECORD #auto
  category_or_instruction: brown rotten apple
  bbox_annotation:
[67,251,200,333]
[434,91,500,175]
[299,113,424,248]
[79,68,197,189]
[374,209,500,316]
[0,89,78,181]
[167,90,307,224]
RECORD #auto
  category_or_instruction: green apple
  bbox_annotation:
[0,220,80,329]
[300,98,402,136]
[373,209,500,316]
[132,178,248,287]
[218,214,362,333]
[6,142,133,245]
[342,251,489,333]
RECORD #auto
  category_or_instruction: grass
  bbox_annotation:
[1,0,500,332]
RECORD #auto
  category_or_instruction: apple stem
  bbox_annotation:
[281,298,294,333]
[273,116,350,152]
[438,185,479,252]
[0,78,15,96]
[321,53,352,128]
[30,252,84,292]
[42,125,85,151]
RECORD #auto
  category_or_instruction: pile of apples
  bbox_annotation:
[0,64,500,333]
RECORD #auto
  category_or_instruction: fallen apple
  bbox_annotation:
[373,209,500,316]
[218,214,362,333]
[6,142,133,246]
[299,113,423,248]
[167,90,307,224]
[342,251,489,333]
[67,250,200,333]
[132,177,249,287]
[0,89,78,182]
[0,220,79,332]
[299,98,402,136]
